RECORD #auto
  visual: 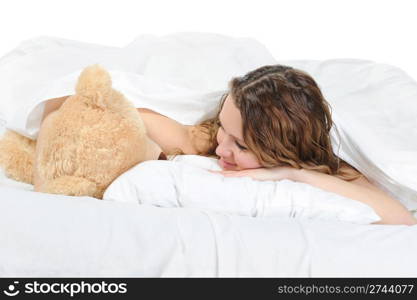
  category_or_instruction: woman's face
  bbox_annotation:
[215,94,262,170]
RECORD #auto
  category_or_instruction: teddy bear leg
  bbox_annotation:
[39,175,103,199]
[0,130,36,184]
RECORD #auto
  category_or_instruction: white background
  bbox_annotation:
[1,0,417,78]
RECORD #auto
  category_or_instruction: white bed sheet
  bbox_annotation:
[1,185,416,277]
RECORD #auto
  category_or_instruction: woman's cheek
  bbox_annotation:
[237,153,262,169]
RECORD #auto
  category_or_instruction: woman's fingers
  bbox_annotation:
[208,170,234,174]
[208,170,245,176]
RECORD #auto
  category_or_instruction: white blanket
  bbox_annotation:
[3,33,276,139]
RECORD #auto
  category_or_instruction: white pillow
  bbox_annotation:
[103,155,381,224]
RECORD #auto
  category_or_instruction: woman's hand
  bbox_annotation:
[209,166,298,181]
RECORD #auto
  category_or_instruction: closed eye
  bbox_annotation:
[235,141,247,151]
[218,119,248,150]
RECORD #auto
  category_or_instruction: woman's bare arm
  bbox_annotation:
[292,168,417,225]
[39,97,208,156]
[137,108,209,155]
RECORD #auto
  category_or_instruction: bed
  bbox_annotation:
[1,32,417,277]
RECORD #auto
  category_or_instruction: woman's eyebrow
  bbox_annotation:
[218,117,245,144]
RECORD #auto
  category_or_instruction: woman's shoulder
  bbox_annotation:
[340,164,380,191]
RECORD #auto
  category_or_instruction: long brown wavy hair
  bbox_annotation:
[191,64,362,181]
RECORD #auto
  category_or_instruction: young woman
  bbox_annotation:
[39,65,417,225]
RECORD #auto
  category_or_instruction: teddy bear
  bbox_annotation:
[0,64,162,199]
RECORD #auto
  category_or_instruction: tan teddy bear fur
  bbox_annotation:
[0,130,36,184]
[0,64,160,199]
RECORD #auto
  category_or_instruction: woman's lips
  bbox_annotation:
[219,158,237,169]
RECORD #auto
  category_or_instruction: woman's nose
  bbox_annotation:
[215,136,233,158]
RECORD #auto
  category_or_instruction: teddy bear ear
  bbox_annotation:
[75,64,112,108]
